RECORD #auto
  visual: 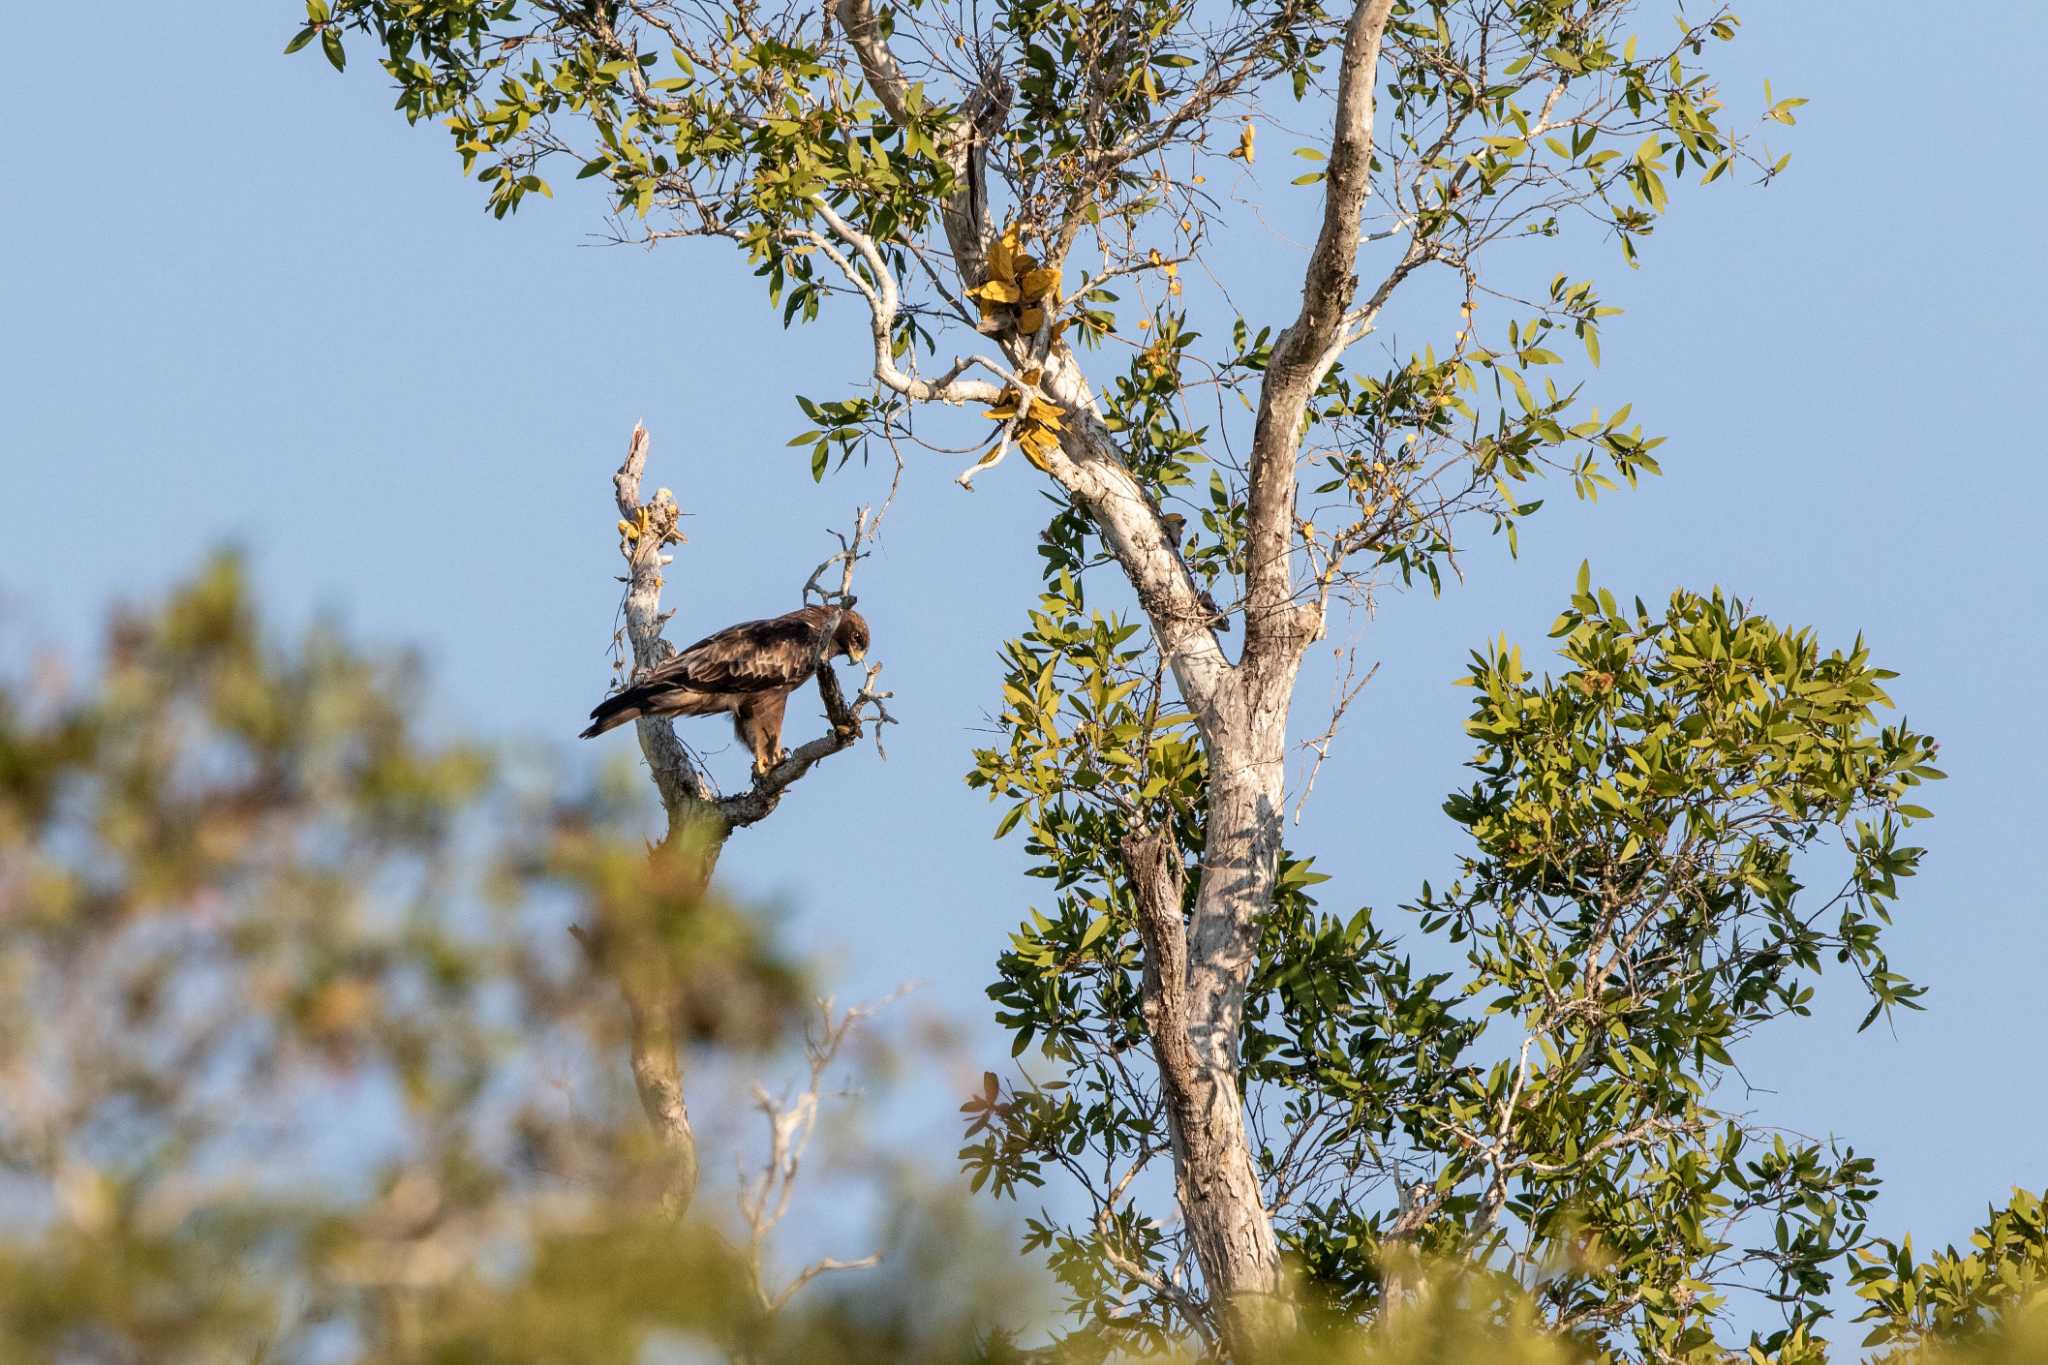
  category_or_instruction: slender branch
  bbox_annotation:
[739,994,904,1312]
[1292,653,1378,823]
[802,201,1007,406]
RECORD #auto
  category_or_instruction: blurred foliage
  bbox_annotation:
[1853,1187,2048,1362]
[0,554,983,1363]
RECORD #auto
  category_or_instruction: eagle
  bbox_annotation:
[580,606,870,775]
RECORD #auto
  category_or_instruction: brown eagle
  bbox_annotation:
[580,606,870,774]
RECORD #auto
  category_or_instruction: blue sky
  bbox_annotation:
[3,0,2042,1340]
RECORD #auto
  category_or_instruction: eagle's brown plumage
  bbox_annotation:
[580,606,870,774]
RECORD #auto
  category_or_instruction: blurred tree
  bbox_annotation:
[1852,1187,2048,1363]
[0,554,934,1363]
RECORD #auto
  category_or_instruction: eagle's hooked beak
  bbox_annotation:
[847,645,866,663]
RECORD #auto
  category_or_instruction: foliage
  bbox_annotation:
[966,568,1960,1360]
[1852,1187,2048,1361]
[285,0,1757,586]
[0,557,937,1362]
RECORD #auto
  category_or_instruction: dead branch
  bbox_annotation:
[573,423,896,1221]
[738,993,906,1312]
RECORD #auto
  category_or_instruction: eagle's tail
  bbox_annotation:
[580,687,654,739]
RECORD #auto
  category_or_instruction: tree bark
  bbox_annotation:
[1126,798,1290,1359]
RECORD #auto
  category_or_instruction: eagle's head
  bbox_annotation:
[835,609,871,664]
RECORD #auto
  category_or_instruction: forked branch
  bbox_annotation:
[739,994,904,1312]
[574,422,895,1220]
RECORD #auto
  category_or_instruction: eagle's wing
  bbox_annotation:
[638,610,827,695]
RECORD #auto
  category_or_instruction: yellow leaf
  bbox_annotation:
[1231,121,1256,164]
[1020,266,1059,302]
[1018,425,1059,468]
[1019,306,1046,333]
[970,278,1022,305]
[985,400,1020,420]
[986,224,1021,282]
[1020,367,1043,386]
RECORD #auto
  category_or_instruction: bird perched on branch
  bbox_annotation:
[580,606,870,775]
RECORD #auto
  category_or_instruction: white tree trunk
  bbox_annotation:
[1128,667,1306,1355]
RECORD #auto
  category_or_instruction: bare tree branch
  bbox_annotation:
[613,421,715,820]
[739,994,904,1312]
[574,423,894,1220]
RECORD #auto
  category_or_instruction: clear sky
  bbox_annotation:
[3,0,2042,1341]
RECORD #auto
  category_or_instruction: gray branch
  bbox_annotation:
[573,422,893,1222]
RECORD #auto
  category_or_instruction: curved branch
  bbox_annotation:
[799,202,1007,406]
[716,657,894,828]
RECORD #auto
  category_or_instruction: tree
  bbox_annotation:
[0,555,939,1361]
[966,572,1950,1360]
[277,1,2039,1359]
